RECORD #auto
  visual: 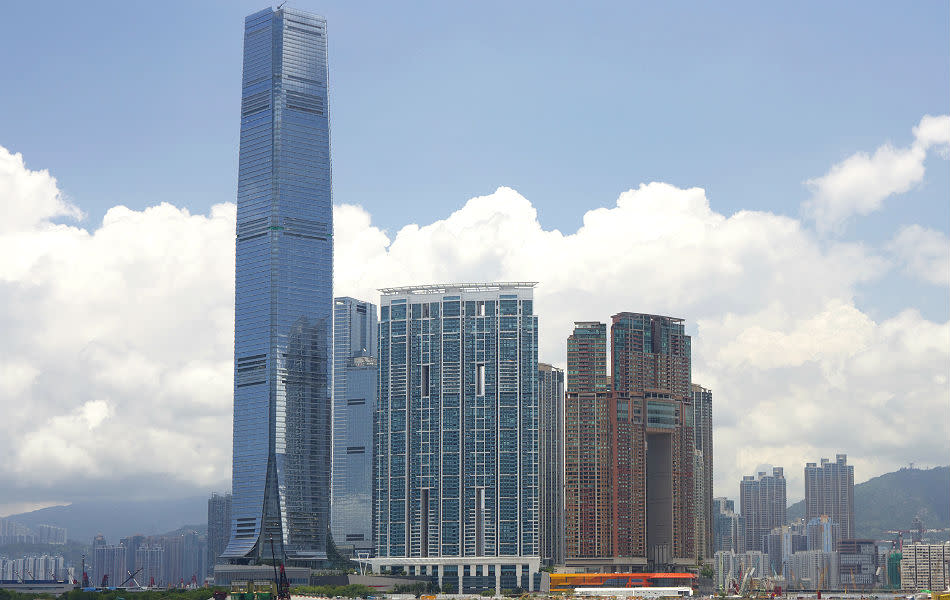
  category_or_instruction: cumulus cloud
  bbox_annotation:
[332,186,948,499]
[0,146,235,514]
[887,224,950,286]
[803,114,950,232]
[1,134,948,515]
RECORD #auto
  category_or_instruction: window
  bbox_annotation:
[476,363,485,395]
[421,364,430,396]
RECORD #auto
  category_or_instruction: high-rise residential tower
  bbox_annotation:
[564,312,696,570]
[804,454,855,539]
[372,283,540,593]
[691,384,713,559]
[739,467,787,553]
[331,297,378,556]
[207,492,232,575]
[538,363,565,566]
[564,322,612,562]
[223,6,333,563]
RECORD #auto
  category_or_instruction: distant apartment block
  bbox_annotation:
[691,384,713,559]
[331,296,378,556]
[207,492,231,576]
[538,362,565,566]
[93,543,127,587]
[740,467,786,553]
[806,515,840,553]
[713,497,744,554]
[900,544,950,591]
[805,454,855,540]
[788,549,839,589]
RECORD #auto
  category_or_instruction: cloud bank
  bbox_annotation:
[1,116,948,515]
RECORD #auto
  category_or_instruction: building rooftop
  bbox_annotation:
[378,282,538,295]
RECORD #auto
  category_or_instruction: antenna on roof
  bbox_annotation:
[277,2,286,9]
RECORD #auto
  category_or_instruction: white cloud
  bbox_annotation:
[0,137,947,511]
[887,224,950,286]
[803,114,950,232]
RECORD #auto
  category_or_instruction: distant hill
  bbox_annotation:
[787,465,950,539]
[5,496,208,544]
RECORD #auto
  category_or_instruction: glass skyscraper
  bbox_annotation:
[371,283,541,593]
[223,6,333,562]
[331,297,378,556]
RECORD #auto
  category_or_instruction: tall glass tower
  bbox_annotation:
[223,6,333,562]
[372,283,541,593]
[331,297,378,556]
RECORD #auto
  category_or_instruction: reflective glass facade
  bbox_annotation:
[224,6,333,561]
[331,297,378,555]
[374,283,540,564]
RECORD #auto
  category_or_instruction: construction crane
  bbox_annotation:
[120,567,143,588]
[816,565,827,600]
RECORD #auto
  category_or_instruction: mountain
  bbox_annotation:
[787,465,950,539]
[5,496,209,544]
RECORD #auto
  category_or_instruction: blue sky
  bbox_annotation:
[2,2,947,231]
[0,2,947,513]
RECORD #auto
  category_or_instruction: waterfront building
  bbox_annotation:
[223,5,334,563]
[331,297,379,556]
[899,544,950,591]
[691,384,713,559]
[837,539,877,589]
[372,283,540,593]
[806,515,840,553]
[538,363,565,566]
[207,493,231,575]
[564,313,696,570]
[804,454,855,540]
[740,467,786,553]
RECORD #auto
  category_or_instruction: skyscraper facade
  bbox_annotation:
[804,454,855,540]
[564,313,696,570]
[224,6,334,563]
[207,492,231,575]
[564,322,612,562]
[691,384,713,559]
[739,467,787,553]
[331,297,379,556]
[372,283,540,593]
[538,363,565,566]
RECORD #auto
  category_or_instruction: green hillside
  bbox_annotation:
[787,465,949,540]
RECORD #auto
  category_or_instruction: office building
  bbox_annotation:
[806,515,840,553]
[740,467,786,553]
[564,313,696,569]
[331,297,378,556]
[900,544,950,591]
[223,6,334,563]
[372,283,540,593]
[804,454,855,540]
[207,493,231,575]
[538,363,565,566]
[691,384,713,559]
[837,539,877,589]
